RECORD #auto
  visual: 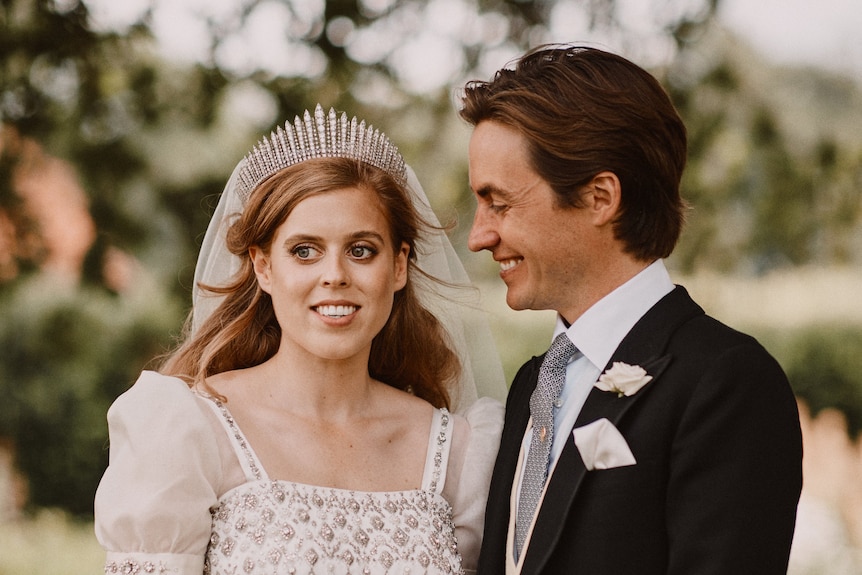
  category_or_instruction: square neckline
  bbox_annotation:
[196,390,454,496]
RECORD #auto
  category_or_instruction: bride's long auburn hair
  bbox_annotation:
[161,157,459,409]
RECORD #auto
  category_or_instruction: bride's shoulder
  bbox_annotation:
[447,397,504,464]
[441,398,502,527]
[452,397,504,434]
[393,388,438,425]
[108,370,208,423]
[113,369,191,400]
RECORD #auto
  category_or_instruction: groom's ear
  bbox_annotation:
[583,171,621,227]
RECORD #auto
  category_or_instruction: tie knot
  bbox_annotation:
[544,333,577,368]
[534,333,577,404]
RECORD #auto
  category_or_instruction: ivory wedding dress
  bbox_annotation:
[96,371,503,575]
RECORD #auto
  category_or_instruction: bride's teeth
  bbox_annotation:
[501,259,519,271]
[317,305,356,317]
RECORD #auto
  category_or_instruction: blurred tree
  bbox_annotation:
[759,326,862,440]
[0,276,180,516]
[668,29,862,274]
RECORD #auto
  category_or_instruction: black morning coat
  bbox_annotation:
[477,286,803,575]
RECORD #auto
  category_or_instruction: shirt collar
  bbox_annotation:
[553,259,674,372]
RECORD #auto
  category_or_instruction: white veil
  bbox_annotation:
[191,159,507,412]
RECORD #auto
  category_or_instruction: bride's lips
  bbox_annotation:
[312,302,359,319]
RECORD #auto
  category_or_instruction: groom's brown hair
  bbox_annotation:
[459,44,688,262]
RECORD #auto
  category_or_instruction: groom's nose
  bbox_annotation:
[467,205,499,252]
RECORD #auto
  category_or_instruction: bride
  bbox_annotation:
[94,106,506,574]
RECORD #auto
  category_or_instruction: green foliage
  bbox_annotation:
[0,276,181,516]
[759,326,862,440]
[668,32,862,274]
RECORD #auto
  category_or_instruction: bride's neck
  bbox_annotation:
[254,350,380,420]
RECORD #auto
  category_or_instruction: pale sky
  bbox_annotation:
[82,0,862,90]
[720,0,862,80]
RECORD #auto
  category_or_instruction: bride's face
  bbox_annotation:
[251,186,409,362]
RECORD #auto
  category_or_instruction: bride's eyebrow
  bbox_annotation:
[280,231,386,246]
[281,233,321,245]
[347,231,386,243]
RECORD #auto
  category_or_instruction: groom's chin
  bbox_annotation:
[504,289,535,312]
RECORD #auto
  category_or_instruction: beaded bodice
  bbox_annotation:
[202,398,463,575]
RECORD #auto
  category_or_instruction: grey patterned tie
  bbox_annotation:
[515,332,578,556]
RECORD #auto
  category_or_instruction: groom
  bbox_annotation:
[459,45,802,574]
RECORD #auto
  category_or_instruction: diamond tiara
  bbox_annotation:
[236,104,408,203]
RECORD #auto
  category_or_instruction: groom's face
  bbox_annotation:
[467,121,595,319]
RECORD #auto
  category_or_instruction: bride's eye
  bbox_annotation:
[349,244,377,260]
[292,245,320,260]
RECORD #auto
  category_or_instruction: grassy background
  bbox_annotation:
[0,511,102,574]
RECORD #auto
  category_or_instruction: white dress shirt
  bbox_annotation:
[512,259,675,562]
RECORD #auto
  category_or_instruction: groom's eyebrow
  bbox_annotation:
[474,185,492,198]
[474,183,509,199]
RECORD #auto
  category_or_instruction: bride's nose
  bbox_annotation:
[320,255,350,287]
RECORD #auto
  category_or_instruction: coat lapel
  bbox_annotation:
[575,353,673,426]
[520,286,702,574]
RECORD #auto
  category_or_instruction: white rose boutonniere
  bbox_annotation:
[596,362,653,398]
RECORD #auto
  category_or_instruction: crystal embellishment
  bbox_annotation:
[236,104,408,203]
[193,397,463,574]
[103,559,171,574]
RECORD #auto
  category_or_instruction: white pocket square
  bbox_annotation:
[572,418,636,471]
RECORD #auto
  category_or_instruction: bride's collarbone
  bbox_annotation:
[245,409,432,491]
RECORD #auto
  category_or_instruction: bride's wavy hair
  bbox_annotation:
[161,157,459,408]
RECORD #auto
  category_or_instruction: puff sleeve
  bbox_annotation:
[94,371,223,574]
[444,397,504,574]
